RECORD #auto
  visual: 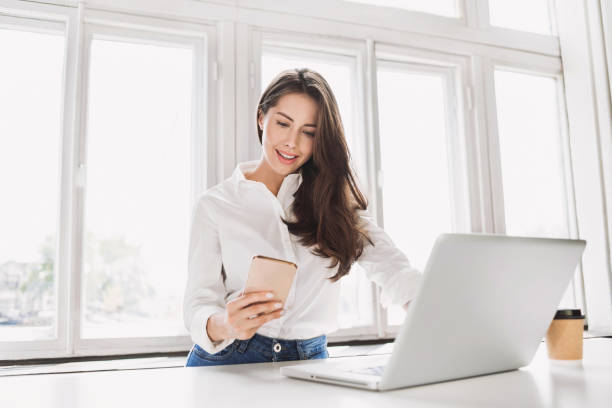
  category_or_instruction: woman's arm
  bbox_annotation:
[356,209,422,309]
[183,195,286,351]
[183,195,235,354]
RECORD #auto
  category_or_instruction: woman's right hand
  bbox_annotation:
[207,291,284,342]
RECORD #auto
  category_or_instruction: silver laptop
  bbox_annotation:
[280,233,586,391]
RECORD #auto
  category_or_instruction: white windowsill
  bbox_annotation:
[0,343,395,377]
[3,334,610,377]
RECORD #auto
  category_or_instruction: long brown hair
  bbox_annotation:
[257,68,374,282]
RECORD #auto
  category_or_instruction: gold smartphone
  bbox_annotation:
[242,255,297,305]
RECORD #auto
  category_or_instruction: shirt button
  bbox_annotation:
[273,343,282,353]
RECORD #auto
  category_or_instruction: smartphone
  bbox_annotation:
[242,255,297,306]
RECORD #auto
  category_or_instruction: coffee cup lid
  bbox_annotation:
[554,309,585,319]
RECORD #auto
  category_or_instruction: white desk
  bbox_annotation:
[1,338,611,408]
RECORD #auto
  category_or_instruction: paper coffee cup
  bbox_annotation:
[545,309,585,361]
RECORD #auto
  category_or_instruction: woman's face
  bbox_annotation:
[258,92,318,177]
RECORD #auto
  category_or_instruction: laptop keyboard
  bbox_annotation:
[349,365,385,376]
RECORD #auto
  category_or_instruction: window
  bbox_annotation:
[344,0,460,18]
[81,34,194,338]
[376,59,465,326]
[494,70,569,239]
[0,26,65,342]
[488,0,556,35]
[0,6,212,360]
[493,68,580,309]
[261,44,376,332]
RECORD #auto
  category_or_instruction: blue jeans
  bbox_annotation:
[185,332,328,366]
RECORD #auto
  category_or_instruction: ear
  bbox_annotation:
[257,111,263,131]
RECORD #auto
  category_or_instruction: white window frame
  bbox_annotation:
[249,29,385,342]
[0,0,71,360]
[372,46,474,334]
[482,60,586,317]
[0,1,218,360]
[73,12,214,357]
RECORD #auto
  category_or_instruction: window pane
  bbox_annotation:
[82,38,193,338]
[261,49,374,329]
[377,65,453,326]
[489,0,555,35]
[494,69,575,308]
[345,0,459,18]
[0,28,64,341]
[495,70,568,239]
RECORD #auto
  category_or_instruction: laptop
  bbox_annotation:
[280,233,586,391]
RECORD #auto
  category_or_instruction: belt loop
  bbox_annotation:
[237,337,251,354]
[296,340,306,360]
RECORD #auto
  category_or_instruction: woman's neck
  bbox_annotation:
[244,160,285,197]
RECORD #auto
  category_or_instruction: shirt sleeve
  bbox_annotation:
[356,208,423,308]
[183,194,235,354]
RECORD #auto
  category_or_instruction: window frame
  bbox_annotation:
[0,3,218,360]
[484,0,558,36]
[0,1,73,360]
[483,60,586,318]
[250,29,385,341]
[373,46,474,333]
[73,16,213,357]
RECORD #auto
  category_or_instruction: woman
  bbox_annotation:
[184,68,421,366]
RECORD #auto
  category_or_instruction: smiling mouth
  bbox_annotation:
[276,149,298,160]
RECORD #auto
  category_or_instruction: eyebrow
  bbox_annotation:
[275,111,317,128]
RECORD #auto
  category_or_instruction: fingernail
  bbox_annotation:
[266,293,274,298]
[274,303,282,308]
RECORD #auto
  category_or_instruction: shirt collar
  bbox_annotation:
[231,160,302,198]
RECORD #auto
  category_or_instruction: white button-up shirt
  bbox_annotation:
[183,160,422,353]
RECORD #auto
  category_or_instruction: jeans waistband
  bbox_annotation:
[237,333,327,354]
[254,332,326,346]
